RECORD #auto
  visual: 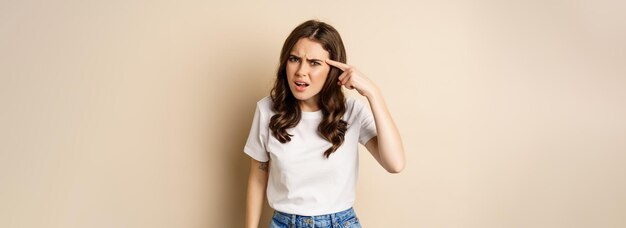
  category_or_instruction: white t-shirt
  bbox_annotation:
[244,96,377,216]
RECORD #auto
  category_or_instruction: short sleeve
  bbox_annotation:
[243,103,270,162]
[357,100,378,145]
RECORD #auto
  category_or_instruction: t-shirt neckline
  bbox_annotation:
[301,110,322,119]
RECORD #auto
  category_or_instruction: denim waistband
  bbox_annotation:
[272,207,356,225]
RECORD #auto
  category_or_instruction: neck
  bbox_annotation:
[299,99,320,112]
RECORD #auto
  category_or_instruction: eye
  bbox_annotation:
[311,61,321,66]
[288,56,299,62]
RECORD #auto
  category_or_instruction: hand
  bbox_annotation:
[325,59,379,98]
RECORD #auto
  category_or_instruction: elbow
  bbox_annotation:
[380,147,406,173]
[387,166,404,174]
[385,161,405,174]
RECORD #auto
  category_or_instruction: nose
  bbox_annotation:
[295,61,308,77]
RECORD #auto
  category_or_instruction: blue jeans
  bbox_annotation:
[269,207,362,228]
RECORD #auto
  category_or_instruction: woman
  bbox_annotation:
[244,20,405,228]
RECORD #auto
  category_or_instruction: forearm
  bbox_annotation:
[366,88,405,172]
[245,162,268,228]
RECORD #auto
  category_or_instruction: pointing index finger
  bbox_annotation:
[325,59,350,71]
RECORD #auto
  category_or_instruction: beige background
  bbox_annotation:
[1,0,625,227]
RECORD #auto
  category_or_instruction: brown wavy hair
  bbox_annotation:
[269,20,348,158]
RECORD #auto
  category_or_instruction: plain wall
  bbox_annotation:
[1,0,625,227]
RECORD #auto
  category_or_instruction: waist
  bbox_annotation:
[274,207,356,221]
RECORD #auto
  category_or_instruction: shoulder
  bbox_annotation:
[343,96,370,121]
[345,96,367,111]
[256,96,273,107]
[255,96,274,116]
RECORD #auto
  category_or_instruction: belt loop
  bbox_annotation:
[331,213,337,227]
[291,214,296,227]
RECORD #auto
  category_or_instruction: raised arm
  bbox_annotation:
[326,59,406,173]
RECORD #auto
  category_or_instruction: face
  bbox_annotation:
[286,38,331,109]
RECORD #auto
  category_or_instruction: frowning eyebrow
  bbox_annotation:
[289,54,323,63]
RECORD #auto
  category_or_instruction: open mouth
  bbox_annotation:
[294,81,309,91]
[295,82,309,87]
